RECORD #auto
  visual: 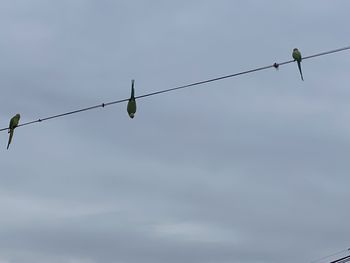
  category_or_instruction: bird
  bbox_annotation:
[127,79,137,118]
[292,48,304,81]
[7,113,20,150]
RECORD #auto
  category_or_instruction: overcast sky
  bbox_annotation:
[1,1,350,263]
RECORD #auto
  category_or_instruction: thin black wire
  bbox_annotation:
[330,255,350,263]
[1,45,350,132]
[310,248,350,263]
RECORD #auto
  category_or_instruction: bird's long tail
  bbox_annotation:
[131,85,135,99]
[297,61,304,81]
[7,130,13,150]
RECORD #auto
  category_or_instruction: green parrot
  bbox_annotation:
[292,48,304,81]
[127,79,137,118]
[7,113,20,150]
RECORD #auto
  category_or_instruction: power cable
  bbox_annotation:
[1,45,350,132]
[310,247,350,263]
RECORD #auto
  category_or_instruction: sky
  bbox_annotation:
[0,0,350,262]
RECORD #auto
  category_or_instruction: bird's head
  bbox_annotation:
[129,113,135,119]
[16,113,21,119]
[293,48,298,52]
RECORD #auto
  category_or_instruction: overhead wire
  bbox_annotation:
[330,255,350,263]
[310,247,350,263]
[1,45,350,132]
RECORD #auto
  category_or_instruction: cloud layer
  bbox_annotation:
[1,0,350,262]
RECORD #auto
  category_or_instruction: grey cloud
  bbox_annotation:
[1,0,350,263]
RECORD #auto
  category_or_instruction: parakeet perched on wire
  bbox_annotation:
[127,79,137,118]
[292,48,304,81]
[7,113,20,150]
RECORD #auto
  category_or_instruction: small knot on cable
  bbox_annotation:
[38,119,42,122]
[102,103,105,107]
[273,62,279,69]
